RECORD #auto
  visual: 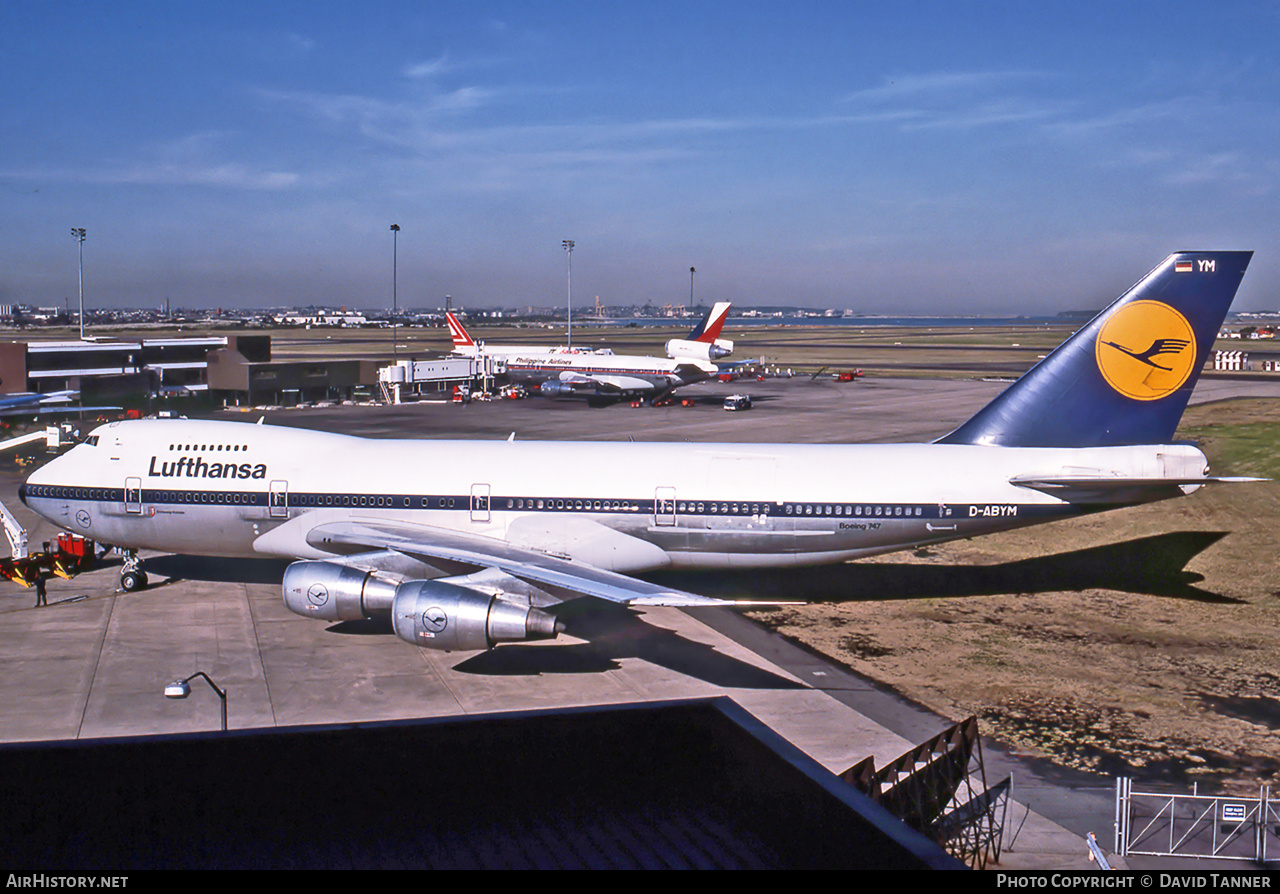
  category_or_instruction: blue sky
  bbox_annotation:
[3,1,1278,313]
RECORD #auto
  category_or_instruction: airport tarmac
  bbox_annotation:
[3,373,1279,870]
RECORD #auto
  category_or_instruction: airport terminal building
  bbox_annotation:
[0,335,269,398]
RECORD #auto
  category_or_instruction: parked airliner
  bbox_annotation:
[19,252,1253,653]
[447,304,733,401]
[0,390,118,418]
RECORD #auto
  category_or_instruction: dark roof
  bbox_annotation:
[0,697,961,869]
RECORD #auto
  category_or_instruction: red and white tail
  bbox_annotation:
[667,302,734,362]
[446,312,474,350]
[688,302,731,342]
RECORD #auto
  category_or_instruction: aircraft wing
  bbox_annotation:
[715,357,763,372]
[678,360,715,373]
[300,518,764,607]
[0,405,121,418]
[559,372,657,393]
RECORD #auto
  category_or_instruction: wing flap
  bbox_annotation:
[303,518,765,607]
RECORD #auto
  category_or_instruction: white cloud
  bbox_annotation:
[403,55,452,79]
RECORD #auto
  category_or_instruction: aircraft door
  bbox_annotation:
[269,480,289,518]
[470,483,490,523]
[654,486,676,526]
[124,477,142,514]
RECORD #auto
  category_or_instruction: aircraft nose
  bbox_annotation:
[20,453,63,510]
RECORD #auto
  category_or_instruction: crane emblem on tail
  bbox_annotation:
[1094,299,1197,401]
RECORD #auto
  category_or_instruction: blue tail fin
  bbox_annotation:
[939,251,1252,448]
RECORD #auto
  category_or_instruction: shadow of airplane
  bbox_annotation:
[645,531,1237,605]
[137,531,1232,686]
[146,555,293,585]
[143,532,1231,603]
[449,597,805,687]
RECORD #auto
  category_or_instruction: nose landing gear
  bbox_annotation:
[120,550,149,592]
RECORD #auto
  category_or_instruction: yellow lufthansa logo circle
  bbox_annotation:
[1095,300,1197,401]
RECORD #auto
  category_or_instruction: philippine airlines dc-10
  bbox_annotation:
[19,252,1253,652]
[447,303,734,401]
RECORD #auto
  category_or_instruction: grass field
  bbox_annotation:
[744,397,1280,788]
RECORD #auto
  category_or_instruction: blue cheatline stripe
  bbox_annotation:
[22,482,1080,523]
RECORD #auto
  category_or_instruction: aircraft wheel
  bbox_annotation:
[121,570,148,592]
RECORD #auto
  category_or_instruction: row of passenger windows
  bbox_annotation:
[26,486,263,506]
[31,487,930,520]
[155,491,259,505]
[786,504,924,517]
[670,501,770,516]
[507,498,640,512]
[294,494,412,508]
[168,444,250,452]
[26,485,114,501]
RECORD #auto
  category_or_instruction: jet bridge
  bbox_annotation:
[378,356,505,403]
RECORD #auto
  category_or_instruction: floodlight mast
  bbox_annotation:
[562,239,574,349]
[390,224,401,365]
[70,228,86,340]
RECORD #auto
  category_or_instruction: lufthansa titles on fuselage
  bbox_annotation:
[148,455,267,479]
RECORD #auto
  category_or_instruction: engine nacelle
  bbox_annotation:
[391,579,562,651]
[538,380,587,398]
[282,560,399,622]
[666,338,733,362]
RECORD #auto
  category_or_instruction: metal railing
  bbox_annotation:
[1116,778,1280,862]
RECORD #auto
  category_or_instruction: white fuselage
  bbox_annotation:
[502,351,714,393]
[455,342,714,393]
[21,419,1205,573]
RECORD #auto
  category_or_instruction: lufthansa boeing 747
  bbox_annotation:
[19,252,1254,653]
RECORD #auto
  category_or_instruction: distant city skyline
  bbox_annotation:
[3,2,1278,313]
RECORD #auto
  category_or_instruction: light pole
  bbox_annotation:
[690,266,696,314]
[164,671,228,731]
[562,240,574,348]
[390,224,400,365]
[70,228,86,340]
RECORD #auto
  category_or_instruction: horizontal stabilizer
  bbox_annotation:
[1010,473,1265,502]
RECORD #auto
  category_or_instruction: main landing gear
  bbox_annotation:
[120,549,149,592]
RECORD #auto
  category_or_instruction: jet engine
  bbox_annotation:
[281,560,562,652]
[665,338,733,362]
[282,560,398,622]
[391,579,561,652]
[538,381,588,398]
